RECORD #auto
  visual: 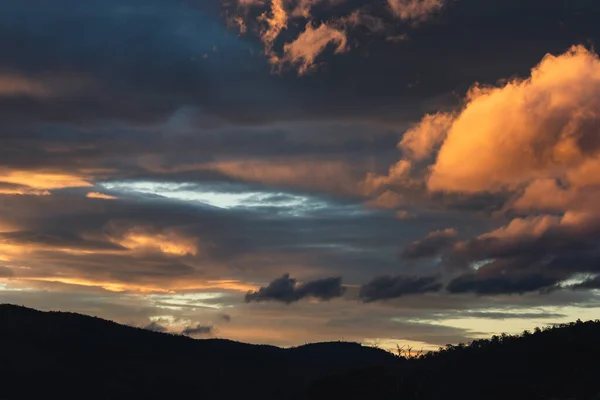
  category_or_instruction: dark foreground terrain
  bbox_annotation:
[0,304,599,400]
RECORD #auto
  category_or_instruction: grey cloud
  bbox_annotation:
[143,321,168,333]
[2,0,600,128]
[446,272,561,296]
[245,274,345,304]
[572,276,600,290]
[181,324,214,336]
[359,275,442,302]
[401,228,458,260]
[220,313,232,322]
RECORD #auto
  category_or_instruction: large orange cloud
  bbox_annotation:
[427,46,600,194]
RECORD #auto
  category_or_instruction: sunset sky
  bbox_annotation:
[1,0,600,350]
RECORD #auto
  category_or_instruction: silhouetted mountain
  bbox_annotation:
[309,319,600,400]
[0,304,400,400]
[3,304,599,400]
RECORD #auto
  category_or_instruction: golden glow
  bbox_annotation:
[86,192,118,200]
[10,277,258,294]
[0,242,30,261]
[115,231,198,256]
[0,169,93,192]
[19,277,171,293]
[0,188,51,196]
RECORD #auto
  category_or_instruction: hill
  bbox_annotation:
[2,304,600,400]
[0,304,400,399]
[309,319,600,400]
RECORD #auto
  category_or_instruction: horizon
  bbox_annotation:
[1,0,600,350]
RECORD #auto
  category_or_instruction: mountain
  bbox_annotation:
[0,304,400,400]
[309,319,600,400]
[2,304,599,400]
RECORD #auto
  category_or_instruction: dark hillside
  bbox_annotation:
[0,304,399,400]
[309,319,600,400]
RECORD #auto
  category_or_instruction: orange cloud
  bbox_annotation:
[426,46,600,194]
[259,0,289,62]
[509,179,575,213]
[86,192,118,200]
[0,169,93,194]
[279,22,348,75]
[0,187,51,196]
[387,0,444,21]
[113,229,199,257]
[13,277,258,294]
[363,190,404,210]
[361,160,413,195]
[398,113,454,161]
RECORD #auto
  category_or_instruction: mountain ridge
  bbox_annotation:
[0,303,400,400]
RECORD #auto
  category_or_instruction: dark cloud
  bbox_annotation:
[359,275,442,302]
[0,0,599,129]
[220,313,232,322]
[572,276,600,290]
[181,324,214,336]
[245,274,345,304]
[143,321,168,333]
[401,228,458,260]
[446,272,561,296]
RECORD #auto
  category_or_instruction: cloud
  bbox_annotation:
[343,10,386,33]
[0,74,51,98]
[446,272,560,296]
[398,113,454,161]
[245,274,345,303]
[572,276,600,290]
[401,228,458,260]
[359,275,442,302]
[0,266,14,277]
[220,313,232,322]
[0,73,89,98]
[362,160,414,195]
[181,324,214,336]
[108,226,199,257]
[387,0,445,21]
[259,0,289,62]
[365,46,600,297]
[0,169,93,193]
[86,192,118,200]
[279,22,348,75]
[427,46,600,194]
[209,158,360,194]
[143,321,168,333]
[363,190,404,210]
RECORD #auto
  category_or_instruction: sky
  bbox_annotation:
[1,0,600,350]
